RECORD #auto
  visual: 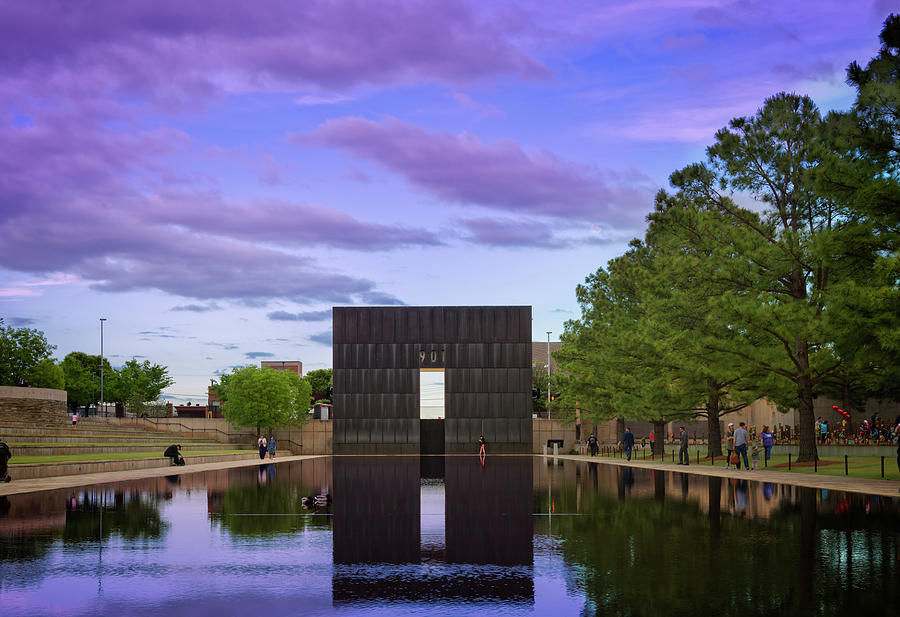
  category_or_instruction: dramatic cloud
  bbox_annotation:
[268,310,332,322]
[0,0,546,109]
[0,112,427,302]
[142,194,443,251]
[309,330,333,346]
[299,116,652,222]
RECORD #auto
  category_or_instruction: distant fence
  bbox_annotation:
[102,416,333,454]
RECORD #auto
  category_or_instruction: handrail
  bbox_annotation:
[129,417,306,452]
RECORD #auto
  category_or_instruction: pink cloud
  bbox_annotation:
[298,116,652,222]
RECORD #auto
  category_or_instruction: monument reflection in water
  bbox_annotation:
[1,456,899,617]
[331,455,534,605]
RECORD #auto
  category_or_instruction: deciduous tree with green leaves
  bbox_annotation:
[26,358,66,390]
[61,352,113,411]
[115,359,174,415]
[555,247,702,454]
[305,368,333,402]
[0,319,56,386]
[220,365,312,436]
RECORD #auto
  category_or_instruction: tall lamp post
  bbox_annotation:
[100,318,107,417]
[546,331,552,420]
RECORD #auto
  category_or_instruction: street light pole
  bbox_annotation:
[100,318,107,417]
[546,331,552,420]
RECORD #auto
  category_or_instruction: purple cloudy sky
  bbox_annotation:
[0,0,891,402]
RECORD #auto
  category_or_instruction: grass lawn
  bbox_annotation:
[589,446,900,481]
[10,449,255,465]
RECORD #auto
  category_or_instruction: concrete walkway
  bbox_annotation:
[555,453,900,497]
[3,452,899,498]
[0,454,324,497]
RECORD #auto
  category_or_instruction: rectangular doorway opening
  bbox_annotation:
[420,369,445,455]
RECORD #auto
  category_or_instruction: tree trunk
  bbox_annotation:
[653,468,665,501]
[707,385,722,457]
[652,420,666,455]
[796,338,818,462]
[615,418,625,444]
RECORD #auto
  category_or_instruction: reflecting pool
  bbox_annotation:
[1,457,898,616]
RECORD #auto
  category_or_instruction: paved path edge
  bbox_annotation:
[3,453,899,498]
[0,454,324,496]
[555,453,900,497]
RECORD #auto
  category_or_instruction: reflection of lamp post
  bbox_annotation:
[99,318,107,417]
[546,331,552,419]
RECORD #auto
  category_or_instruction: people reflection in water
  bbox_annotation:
[733,479,748,515]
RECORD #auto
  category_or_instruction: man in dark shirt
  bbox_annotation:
[164,444,185,466]
[622,427,635,461]
[0,441,11,482]
[678,426,689,465]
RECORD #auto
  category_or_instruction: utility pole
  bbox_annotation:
[100,318,107,416]
[546,331,552,420]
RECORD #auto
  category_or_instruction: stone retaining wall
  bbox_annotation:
[0,386,67,424]
[9,451,259,480]
[533,417,577,454]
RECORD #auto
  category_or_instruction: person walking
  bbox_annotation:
[725,423,735,469]
[257,436,267,460]
[588,433,598,456]
[649,430,655,454]
[734,422,750,470]
[761,425,774,465]
[268,436,277,459]
[678,426,689,465]
[622,427,635,461]
[478,435,486,456]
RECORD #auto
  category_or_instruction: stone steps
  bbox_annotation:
[0,431,217,445]
[7,451,261,480]
[8,443,251,456]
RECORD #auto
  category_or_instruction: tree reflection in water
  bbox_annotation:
[536,460,899,617]
[211,463,332,538]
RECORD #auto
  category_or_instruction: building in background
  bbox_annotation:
[261,360,303,376]
[206,360,305,419]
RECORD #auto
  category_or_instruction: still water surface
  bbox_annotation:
[1,456,898,617]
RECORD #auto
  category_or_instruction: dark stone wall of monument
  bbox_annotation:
[332,306,532,454]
